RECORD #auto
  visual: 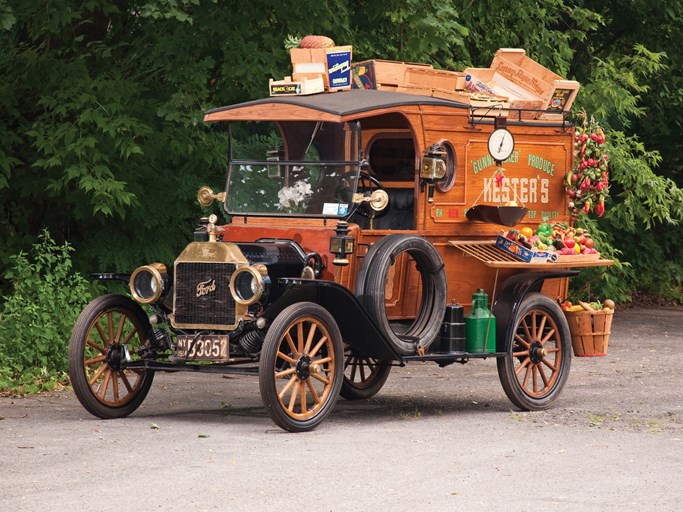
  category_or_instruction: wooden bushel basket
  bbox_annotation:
[564,309,614,357]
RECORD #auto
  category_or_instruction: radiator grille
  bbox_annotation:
[174,262,236,327]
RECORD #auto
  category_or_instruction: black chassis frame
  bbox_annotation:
[91,269,579,375]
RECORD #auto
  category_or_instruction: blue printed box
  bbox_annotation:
[326,46,352,91]
[495,235,550,263]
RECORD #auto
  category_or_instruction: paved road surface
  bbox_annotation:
[1,306,681,511]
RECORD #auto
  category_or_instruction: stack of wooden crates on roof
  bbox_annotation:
[350,48,580,120]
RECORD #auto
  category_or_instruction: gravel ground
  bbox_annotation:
[1,306,681,511]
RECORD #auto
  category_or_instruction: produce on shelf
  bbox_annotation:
[500,221,599,256]
[534,221,598,255]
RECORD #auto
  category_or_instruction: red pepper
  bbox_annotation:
[584,199,591,214]
[596,197,605,217]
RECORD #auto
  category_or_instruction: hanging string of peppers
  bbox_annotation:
[565,111,610,222]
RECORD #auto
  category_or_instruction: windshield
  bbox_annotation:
[225,121,361,217]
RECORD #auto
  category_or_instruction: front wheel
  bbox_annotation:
[68,294,155,418]
[497,293,572,411]
[259,302,343,432]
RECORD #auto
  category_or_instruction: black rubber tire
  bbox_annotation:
[356,234,447,355]
[259,302,343,432]
[68,294,155,419]
[497,293,572,411]
[340,343,391,400]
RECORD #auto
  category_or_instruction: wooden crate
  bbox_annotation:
[431,88,509,116]
[490,48,580,115]
[464,67,545,119]
[404,67,464,91]
[269,76,324,96]
[564,309,613,357]
[351,60,433,89]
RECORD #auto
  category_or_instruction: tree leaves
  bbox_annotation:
[0,0,681,301]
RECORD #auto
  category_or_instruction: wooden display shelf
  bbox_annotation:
[449,240,613,269]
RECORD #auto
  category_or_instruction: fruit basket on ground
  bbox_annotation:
[561,299,614,356]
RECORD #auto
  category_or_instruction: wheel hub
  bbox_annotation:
[530,341,546,363]
[295,355,316,380]
[106,344,125,372]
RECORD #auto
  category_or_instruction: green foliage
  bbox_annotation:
[0,230,93,393]
[349,0,468,68]
[579,45,668,130]
[606,131,683,230]
[0,0,681,347]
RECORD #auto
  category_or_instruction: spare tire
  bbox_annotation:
[356,234,447,355]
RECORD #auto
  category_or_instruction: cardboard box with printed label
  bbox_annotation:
[269,76,325,96]
[291,46,352,91]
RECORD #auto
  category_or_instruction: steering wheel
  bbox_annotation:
[355,170,389,218]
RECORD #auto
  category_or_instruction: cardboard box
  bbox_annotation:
[290,46,352,90]
[351,60,433,89]
[490,48,580,114]
[269,76,324,96]
[325,45,352,91]
[290,48,327,73]
[495,235,549,263]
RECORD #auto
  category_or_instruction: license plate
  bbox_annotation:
[176,335,229,361]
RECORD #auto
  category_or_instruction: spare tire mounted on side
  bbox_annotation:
[356,234,447,356]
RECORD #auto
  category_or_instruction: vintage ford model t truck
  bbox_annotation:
[69,89,610,432]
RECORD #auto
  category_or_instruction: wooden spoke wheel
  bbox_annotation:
[259,302,343,432]
[68,294,154,419]
[340,343,391,400]
[497,293,572,411]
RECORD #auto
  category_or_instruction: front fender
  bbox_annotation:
[492,270,579,352]
[263,279,403,362]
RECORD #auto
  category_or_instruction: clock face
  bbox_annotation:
[487,128,515,162]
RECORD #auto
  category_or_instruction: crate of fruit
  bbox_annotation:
[495,234,551,263]
[563,301,614,356]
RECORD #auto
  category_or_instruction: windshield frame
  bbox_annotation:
[222,121,363,219]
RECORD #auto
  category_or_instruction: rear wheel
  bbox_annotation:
[259,302,343,432]
[340,343,391,400]
[68,294,155,418]
[497,293,572,410]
